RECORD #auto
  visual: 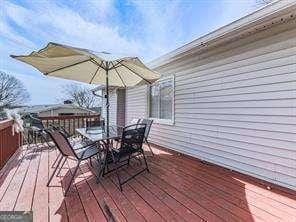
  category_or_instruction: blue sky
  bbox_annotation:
[0,0,259,105]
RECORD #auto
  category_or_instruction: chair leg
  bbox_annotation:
[39,133,43,144]
[127,154,131,166]
[114,163,122,191]
[52,153,62,168]
[96,154,101,165]
[98,153,106,179]
[57,157,67,176]
[110,151,122,191]
[42,133,52,148]
[142,150,150,173]
[101,157,107,178]
[33,132,37,144]
[47,155,64,186]
[64,160,81,196]
[145,138,154,156]
[27,132,31,146]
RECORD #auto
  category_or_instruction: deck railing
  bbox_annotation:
[39,114,101,136]
[0,120,22,169]
[0,115,100,168]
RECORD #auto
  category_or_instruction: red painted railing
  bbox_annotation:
[0,120,22,169]
[0,115,100,168]
[39,114,100,135]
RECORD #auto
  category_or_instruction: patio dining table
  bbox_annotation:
[76,125,123,177]
[76,125,123,142]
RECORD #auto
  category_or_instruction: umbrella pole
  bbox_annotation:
[106,61,110,137]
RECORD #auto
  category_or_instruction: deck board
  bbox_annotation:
[151,154,287,220]
[15,144,42,211]
[153,150,296,218]
[0,143,296,222]
[32,144,49,222]
[48,146,68,222]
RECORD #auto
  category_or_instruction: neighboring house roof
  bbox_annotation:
[149,0,296,69]
[20,104,97,114]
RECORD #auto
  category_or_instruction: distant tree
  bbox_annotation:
[61,84,99,109]
[0,71,30,110]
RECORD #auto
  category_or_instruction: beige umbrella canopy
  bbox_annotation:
[11,42,160,133]
[11,42,160,86]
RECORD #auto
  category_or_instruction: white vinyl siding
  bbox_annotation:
[125,20,296,190]
[125,85,148,124]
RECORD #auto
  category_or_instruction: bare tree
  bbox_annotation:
[0,71,30,109]
[61,84,99,109]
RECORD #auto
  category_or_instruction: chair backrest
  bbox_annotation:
[46,129,77,158]
[138,119,153,139]
[25,115,45,129]
[49,123,70,137]
[130,118,140,124]
[119,123,146,156]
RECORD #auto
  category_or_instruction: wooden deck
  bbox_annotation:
[0,143,296,222]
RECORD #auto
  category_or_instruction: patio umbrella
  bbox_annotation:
[11,42,160,135]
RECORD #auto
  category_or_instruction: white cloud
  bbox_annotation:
[0,0,261,105]
[126,0,257,61]
[130,0,183,60]
[2,1,142,56]
[214,0,258,29]
[0,4,36,49]
[1,0,258,62]
[73,0,116,22]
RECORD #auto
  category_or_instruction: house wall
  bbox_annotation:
[126,85,148,124]
[125,19,296,190]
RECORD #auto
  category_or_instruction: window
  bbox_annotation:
[149,76,174,124]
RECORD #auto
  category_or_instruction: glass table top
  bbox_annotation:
[76,125,123,142]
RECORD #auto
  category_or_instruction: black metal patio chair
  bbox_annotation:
[49,123,71,137]
[130,118,140,124]
[49,123,94,168]
[46,129,101,196]
[138,119,154,156]
[103,123,149,191]
[22,114,51,146]
[113,118,139,147]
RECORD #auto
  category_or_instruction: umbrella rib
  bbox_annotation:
[89,66,101,84]
[108,60,122,70]
[90,59,107,71]
[111,61,126,87]
[89,60,104,84]
[119,62,152,84]
[44,59,92,75]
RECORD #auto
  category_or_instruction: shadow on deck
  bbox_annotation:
[0,143,295,222]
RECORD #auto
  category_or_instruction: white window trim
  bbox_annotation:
[147,75,175,125]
